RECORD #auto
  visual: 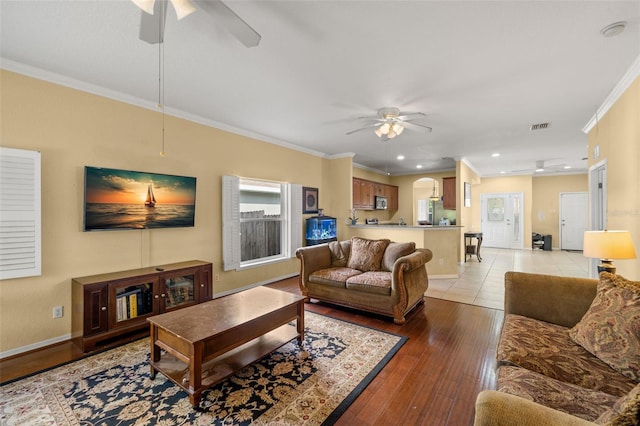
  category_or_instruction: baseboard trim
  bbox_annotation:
[0,333,71,360]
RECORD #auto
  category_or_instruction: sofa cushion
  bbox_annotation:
[345,271,392,295]
[382,241,416,272]
[498,314,635,397]
[595,382,640,425]
[347,237,390,272]
[497,366,619,422]
[328,240,350,267]
[309,267,362,288]
[569,273,640,382]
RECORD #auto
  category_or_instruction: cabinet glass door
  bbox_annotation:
[114,282,154,323]
[164,273,196,310]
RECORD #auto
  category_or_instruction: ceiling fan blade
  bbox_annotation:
[397,112,427,120]
[346,123,383,135]
[195,0,261,47]
[139,0,168,44]
[402,121,432,133]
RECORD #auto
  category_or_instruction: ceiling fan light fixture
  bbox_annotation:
[131,0,196,20]
[131,0,155,15]
[170,0,196,20]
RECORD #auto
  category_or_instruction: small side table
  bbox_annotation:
[464,232,483,262]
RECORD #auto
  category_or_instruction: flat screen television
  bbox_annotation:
[84,166,196,231]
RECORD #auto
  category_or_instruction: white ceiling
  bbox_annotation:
[2,1,639,176]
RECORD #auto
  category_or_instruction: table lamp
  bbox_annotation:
[583,230,637,274]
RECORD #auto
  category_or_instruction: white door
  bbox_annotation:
[481,193,524,249]
[560,192,588,250]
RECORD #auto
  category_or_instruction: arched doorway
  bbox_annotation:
[413,178,439,225]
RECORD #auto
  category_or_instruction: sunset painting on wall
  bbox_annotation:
[84,166,196,231]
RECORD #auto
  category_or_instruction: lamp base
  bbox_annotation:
[597,259,616,274]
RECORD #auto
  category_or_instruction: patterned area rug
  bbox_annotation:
[1,312,406,425]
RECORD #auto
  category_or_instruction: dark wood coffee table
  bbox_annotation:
[147,286,305,409]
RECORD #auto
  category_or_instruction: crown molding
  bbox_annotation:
[582,54,640,133]
[0,58,328,160]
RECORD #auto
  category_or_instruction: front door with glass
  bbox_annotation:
[481,192,524,249]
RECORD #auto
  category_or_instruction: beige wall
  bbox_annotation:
[587,76,640,279]
[0,70,344,354]
[532,174,588,247]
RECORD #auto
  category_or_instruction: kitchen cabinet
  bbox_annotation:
[352,178,398,210]
[72,260,212,352]
[442,177,456,210]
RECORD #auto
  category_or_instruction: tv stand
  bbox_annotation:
[72,260,212,352]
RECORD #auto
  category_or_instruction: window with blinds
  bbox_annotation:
[222,176,302,271]
[0,147,42,280]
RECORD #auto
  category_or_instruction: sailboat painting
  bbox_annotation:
[84,166,196,231]
[145,183,156,208]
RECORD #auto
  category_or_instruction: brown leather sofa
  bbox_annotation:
[295,237,432,324]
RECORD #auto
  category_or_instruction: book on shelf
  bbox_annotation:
[116,288,142,321]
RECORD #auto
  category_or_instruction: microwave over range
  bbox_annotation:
[375,196,387,210]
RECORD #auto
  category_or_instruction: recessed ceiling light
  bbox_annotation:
[601,21,627,37]
[397,155,405,160]
[564,165,571,169]
[416,165,423,169]
[492,153,500,157]
[500,171,506,174]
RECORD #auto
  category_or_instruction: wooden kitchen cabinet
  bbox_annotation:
[72,260,212,352]
[442,177,456,210]
[352,178,398,210]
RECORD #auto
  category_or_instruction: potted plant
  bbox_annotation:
[349,209,358,225]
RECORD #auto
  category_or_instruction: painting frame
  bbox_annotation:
[464,182,471,207]
[303,186,319,214]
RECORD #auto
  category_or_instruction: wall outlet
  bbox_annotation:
[53,306,63,319]
[214,273,220,282]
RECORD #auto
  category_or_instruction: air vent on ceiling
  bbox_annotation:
[530,122,550,131]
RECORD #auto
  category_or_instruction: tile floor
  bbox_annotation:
[425,248,590,310]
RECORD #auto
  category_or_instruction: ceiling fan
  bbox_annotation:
[346,107,432,141]
[132,0,261,47]
[512,160,571,174]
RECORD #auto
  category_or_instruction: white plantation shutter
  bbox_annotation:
[289,184,302,257]
[0,147,41,279]
[222,175,240,271]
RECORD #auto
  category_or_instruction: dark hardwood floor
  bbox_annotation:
[0,276,503,426]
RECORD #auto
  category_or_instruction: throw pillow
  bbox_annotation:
[595,383,640,426]
[328,241,348,267]
[569,273,640,382]
[347,237,389,272]
[382,241,416,271]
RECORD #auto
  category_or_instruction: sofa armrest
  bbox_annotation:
[394,248,433,274]
[391,248,432,311]
[474,390,596,426]
[295,244,333,294]
[504,272,598,328]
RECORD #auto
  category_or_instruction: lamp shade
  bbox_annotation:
[583,230,637,260]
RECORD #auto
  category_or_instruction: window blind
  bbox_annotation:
[0,147,42,280]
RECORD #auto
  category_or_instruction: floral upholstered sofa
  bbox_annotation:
[474,271,640,426]
[295,236,432,324]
